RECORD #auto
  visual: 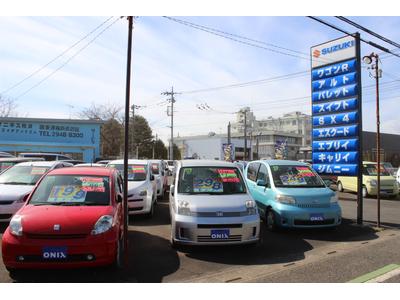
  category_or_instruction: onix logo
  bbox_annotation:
[211,233,229,239]
[313,49,321,58]
[43,251,67,259]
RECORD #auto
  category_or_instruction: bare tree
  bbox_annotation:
[77,101,124,123]
[0,94,18,117]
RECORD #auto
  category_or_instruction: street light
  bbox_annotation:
[363,52,382,228]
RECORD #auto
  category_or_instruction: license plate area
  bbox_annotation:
[310,213,324,221]
[42,247,68,260]
[210,229,230,239]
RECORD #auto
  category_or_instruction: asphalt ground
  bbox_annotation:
[0,189,399,283]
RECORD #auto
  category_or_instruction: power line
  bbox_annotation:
[14,17,121,100]
[335,16,400,51]
[1,16,114,95]
[307,16,400,59]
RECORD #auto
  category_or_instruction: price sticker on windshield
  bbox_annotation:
[131,165,146,173]
[295,167,315,177]
[48,185,87,202]
[79,177,105,192]
[216,169,240,183]
[280,175,307,186]
[193,177,223,193]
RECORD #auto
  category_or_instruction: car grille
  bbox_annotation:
[197,223,243,228]
[25,233,87,239]
[294,219,335,226]
[296,203,331,208]
[16,254,95,263]
[195,211,248,217]
[128,198,143,202]
[0,214,13,219]
[129,207,143,211]
[0,201,14,205]
[197,235,242,243]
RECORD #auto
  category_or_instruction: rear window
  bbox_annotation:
[0,165,50,185]
[151,163,160,174]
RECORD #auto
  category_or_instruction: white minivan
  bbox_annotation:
[169,160,260,246]
[150,160,166,200]
[107,159,157,217]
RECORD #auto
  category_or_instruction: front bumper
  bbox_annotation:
[367,186,399,196]
[1,228,118,269]
[0,201,24,222]
[273,203,342,228]
[171,214,260,245]
[127,195,152,215]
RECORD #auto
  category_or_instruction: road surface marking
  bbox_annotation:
[348,264,399,283]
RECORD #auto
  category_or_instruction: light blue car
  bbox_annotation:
[244,160,342,230]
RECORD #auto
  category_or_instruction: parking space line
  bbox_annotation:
[348,264,400,283]
[366,267,400,283]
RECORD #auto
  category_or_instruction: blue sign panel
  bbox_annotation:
[312,72,357,92]
[311,36,361,177]
[312,139,358,152]
[312,84,357,102]
[312,164,358,176]
[311,59,356,81]
[313,111,358,127]
[313,125,358,139]
[312,151,358,164]
[312,98,357,115]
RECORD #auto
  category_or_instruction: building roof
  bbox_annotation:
[0,117,104,125]
[179,159,236,167]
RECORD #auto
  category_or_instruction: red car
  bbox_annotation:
[1,167,125,273]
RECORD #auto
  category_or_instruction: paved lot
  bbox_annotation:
[0,190,399,283]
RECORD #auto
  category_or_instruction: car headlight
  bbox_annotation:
[275,194,296,204]
[139,190,147,196]
[91,215,113,235]
[177,200,191,216]
[330,193,339,203]
[10,215,23,237]
[245,200,257,215]
[369,179,377,186]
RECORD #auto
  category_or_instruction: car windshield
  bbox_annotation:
[270,165,325,188]
[0,162,17,173]
[30,175,110,206]
[0,165,50,185]
[178,167,246,194]
[151,163,160,175]
[363,164,391,176]
[108,164,148,181]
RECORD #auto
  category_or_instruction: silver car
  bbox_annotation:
[169,160,260,246]
[0,160,73,222]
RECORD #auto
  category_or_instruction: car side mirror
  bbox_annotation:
[150,174,155,181]
[116,194,123,203]
[256,179,266,186]
[170,184,175,196]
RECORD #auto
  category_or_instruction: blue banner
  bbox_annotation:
[312,139,358,152]
[312,164,358,176]
[312,72,357,92]
[312,84,357,102]
[312,98,358,115]
[312,151,358,164]
[313,125,358,139]
[312,59,356,81]
[313,111,358,127]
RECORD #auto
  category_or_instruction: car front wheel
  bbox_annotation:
[337,181,344,192]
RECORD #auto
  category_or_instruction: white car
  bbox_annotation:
[0,160,73,222]
[150,160,167,199]
[106,159,157,217]
[397,168,400,185]
[166,160,175,174]
[169,160,260,246]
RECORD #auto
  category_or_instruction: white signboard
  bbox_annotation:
[311,35,356,68]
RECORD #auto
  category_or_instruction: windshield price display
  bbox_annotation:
[311,35,361,176]
[48,185,87,202]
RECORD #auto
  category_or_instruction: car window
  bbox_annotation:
[256,164,270,184]
[108,164,148,181]
[178,166,246,194]
[362,164,391,176]
[30,175,111,206]
[0,165,50,185]
[247,162,260,182]
[151,163,160,175]
[270,165,325,188]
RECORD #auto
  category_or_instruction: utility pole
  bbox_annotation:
[227,122,231,144]
[256,134,260,160]
[363,52,382,227]
[243,109,248,161]
[162,87,179,160]
[153,133,157,159]
[123,16,133,266]
[131,104,144,158]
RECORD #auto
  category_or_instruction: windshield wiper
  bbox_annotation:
[0,182,32,185]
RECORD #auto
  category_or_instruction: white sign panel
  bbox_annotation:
[311,35,356,68]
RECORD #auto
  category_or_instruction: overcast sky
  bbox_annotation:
[1,16,400,143]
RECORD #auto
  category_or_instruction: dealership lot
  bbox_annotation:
[1,188,399,283]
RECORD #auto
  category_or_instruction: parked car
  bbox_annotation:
[150,160,166,199]
[59,159,85,165]
[337,161,399,198]
[233,160,248,173]
[245,160,341,230]
[397,168,400,186]
[96,160,111,165]
[74,163,105,167]
[0,161,73,223]
[169,160,260,246]
[166,160,175,174]
[0,157,45,174]
[18,152,72,161]
[1,166,124,274]
[106,159,157,217]
[0,151,15,158]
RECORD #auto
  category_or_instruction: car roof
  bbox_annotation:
[107,159,149,165]
[251,159,310,166]
[48,166,114,176]
[14,161,67,167]
[179,159,237,168]
[0,157,44,162]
